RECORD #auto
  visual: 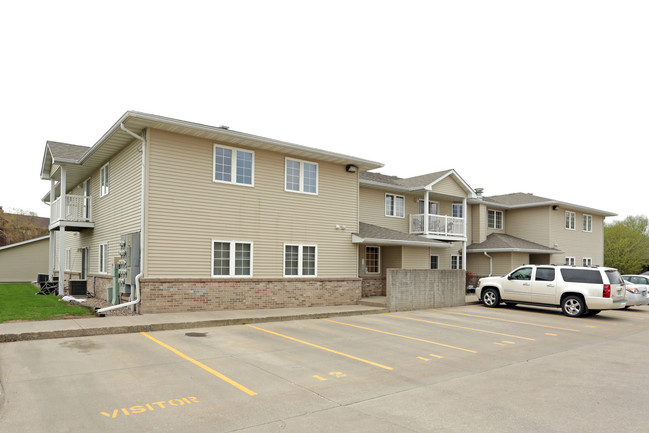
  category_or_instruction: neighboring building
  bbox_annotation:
[40,111,383,312]
[466,191,616,278]
[0,236,49,283]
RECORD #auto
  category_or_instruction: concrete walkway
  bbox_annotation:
[0,295,481,343]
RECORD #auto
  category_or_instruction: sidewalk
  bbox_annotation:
[0,295,480,343]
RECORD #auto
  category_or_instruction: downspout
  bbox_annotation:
[483,251,493,277]
[97,124,145,314]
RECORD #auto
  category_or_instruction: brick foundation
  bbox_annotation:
[361,277,385,297]
[137,278,363,313]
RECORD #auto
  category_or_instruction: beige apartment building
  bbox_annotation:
[38,111,615,313]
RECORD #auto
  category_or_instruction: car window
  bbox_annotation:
[560,269,603,284]
[535,268,555,282]
[631,276,649,284]
[510,267,532,280]
[604,270,624,284]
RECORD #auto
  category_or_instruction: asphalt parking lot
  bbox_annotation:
[2,304,649,432]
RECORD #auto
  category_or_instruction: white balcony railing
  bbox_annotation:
[409,214,465,238]
[51,195,92,225]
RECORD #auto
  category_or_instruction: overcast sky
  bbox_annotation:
[1,1,646,222]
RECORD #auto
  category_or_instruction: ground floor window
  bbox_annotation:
[99,243,109,274]
[365,246,380,274]
[582,257,592,266]
[451,254,463,270]
[284,244,317,277]
[430,255,439,269]
[212,241,253,277]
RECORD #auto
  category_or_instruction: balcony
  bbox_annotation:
[49,195,94,231]
[409,214,465,239]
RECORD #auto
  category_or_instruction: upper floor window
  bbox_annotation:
[285,158,318,194]
[418,200,439,215]
[565,211,576,230]
[583,257,593,266]
[487,209,503,229]
[565,256,576,266]
[583,214,592,232]
[452,203,463,218]
[214,145,254,186]
[386,194,405,218]
[100,163,110,197]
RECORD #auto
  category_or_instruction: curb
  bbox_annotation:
[0,307,388,343]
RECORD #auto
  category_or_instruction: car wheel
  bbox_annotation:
[562,295,586,317]
[482,288,500,308]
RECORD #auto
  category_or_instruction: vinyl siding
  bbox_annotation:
[77,140,142,275]
[145,129,359,278]
[434,176,466,197]
[505,207,551,245]
[549,207,604,265]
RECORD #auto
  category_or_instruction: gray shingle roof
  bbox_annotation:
[467,233,562,254]
[47,141,89,161]
[360,170,456,190]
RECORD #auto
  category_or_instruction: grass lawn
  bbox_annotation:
[0,283,95,323]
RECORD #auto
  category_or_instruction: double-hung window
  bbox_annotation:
[583,214,592,232]
[99,243,109,274]
[284,244,317,276]
[100,163,110,197]
[285,158,318,194]
[487,209,503,229]
[212,240,253,277]
[386,194,405,218]
[214,145,254,186]
[451,254,463,270]
[430,255,439,270]
[565,211,576,230]
[452,203,463,218]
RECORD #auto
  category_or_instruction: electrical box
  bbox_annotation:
[119,232,140,296]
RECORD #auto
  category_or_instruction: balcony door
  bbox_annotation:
[82,179,90,220]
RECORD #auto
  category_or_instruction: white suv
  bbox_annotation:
[476,265,626,317]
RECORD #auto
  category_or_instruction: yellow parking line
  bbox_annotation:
[383,314,536,341]
[429,309,581,332]
[140,332,257,396]
[323,319,477,354]
[245,324,393,370]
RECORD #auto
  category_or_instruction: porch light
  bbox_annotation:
[346,164,358,173]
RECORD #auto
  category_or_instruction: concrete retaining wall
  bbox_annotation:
[386,269,465,311]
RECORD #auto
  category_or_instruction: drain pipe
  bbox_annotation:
[97,124,145,314]
[483,251,493,277]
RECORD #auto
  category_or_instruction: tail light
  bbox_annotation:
[603,284,611,298]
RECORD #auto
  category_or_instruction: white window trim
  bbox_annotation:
[100,162,110,197]
[99,242,109,274]
[386,193,405,218]
[565,256,576,266]
[283,243,318,277]
[365,246,381,274]
[451,254,463,270]
[583,214,593,232]
[583,257,593,266]
[487,209,503,229]
[284,158,319,195]
[418,199,439,215]
[452,203,463,218]
[213,144,255,187]
[565,211,576,230]
[211,240,254,278]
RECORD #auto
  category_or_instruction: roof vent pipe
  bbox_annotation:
[475,188,484,200]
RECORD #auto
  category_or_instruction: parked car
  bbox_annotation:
[476,265,627,317]
[621,281,649,308]
[621,275,649,308]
